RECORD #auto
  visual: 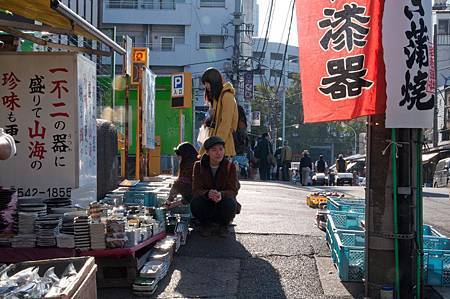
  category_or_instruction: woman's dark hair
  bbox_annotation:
[174,142,199,175]
[201,68,224,103]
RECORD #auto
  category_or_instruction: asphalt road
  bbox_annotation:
[312,185,450,237]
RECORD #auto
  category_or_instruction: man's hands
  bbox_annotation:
[208,189,222,203]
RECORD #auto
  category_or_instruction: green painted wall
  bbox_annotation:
[112,76,193,156]
[155,76,193,155]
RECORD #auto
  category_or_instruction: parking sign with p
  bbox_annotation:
[172,74,184,98]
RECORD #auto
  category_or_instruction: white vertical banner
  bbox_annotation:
[142,67,156,149]
[76,55,97,193]
[384,0,434,128]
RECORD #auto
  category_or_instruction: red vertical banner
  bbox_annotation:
[296,0,386,123]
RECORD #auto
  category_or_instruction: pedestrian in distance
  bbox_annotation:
[315,155,328,173]
[254,133,273,181]
[199,68,238,157]
[274,144,282,180]
[336,154,348,173]
[191,136,239,238]
[163,142,199,209]
[281,141,293,181]
[299,150,313,186]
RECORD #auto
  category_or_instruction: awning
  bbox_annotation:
[0,0,125,55]
[422,152,439,163]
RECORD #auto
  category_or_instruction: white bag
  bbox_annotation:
[197,125,210,146]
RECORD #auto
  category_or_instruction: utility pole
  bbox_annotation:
[233,0,242,103]
[433,24,439,148]
[365,115,421,298]
[281,68,286,144]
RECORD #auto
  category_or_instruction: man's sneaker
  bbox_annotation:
[218,225,229,238]
[199,225,212,238]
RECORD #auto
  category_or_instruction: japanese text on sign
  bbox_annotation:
[296,0,386,123]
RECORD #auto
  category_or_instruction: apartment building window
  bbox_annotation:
[108,0,138,9]
[439,19,450,34]
[161,37,174,51]
[270,52,283,61]
[199,35,224,49]
[200,0,225,7]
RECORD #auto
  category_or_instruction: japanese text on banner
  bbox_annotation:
[296,0,386,123]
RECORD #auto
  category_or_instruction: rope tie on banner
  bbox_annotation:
[381,139,409,158]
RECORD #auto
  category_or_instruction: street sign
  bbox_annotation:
[252,111,261,126]
[244,71,253,101]
[171,73,184,98]
[131,47,149,85]
[171,72,192,109]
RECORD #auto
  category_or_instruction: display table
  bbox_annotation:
[0,248,76,264]
[80,232,167,288]
[79,232,166,258]
[0,232,166,264]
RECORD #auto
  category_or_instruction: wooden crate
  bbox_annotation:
[1,257,96,299]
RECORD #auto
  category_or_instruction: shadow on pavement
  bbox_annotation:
[153,225,288,298]
[423,191,449,199]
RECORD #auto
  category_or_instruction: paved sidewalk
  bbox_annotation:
[98,181,443,298]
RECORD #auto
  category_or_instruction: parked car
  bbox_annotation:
[433,158,450,187]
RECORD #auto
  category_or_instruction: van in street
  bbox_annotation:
[433,158,450,187]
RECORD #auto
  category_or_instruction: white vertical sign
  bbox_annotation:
[384,0,434,128]
[76,55,97,201]
[142,67,156,149]
[0,53,96,200]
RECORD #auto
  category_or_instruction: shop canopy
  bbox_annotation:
[0,0,125,56]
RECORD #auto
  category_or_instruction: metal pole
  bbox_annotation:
[112,27,116,115]
[434,24,439,147]
[343,122,357,155]
[281,69,286,144]
[233,0,241,103]
[135,67,143,180]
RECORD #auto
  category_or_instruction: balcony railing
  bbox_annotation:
[199,1,225,8]
[438,34,450,46]
[134,39,185,51]
[106,0,186,10]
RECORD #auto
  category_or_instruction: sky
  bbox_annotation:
[256,0,298,46]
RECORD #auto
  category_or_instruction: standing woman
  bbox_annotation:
[164,142,199,207]
[200,68,238,157]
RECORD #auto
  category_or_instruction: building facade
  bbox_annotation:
[100,0,256,140]
[433,0,450,146]
[101,0,255,101]
[251,37,299,92]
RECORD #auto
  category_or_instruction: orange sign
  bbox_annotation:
[132,48,148,64]
[131,48,149,85]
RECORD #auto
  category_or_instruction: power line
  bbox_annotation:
[268,0,294,84]
[259,0,275,65]
[254,1,270,53]
[274,0,295,98]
